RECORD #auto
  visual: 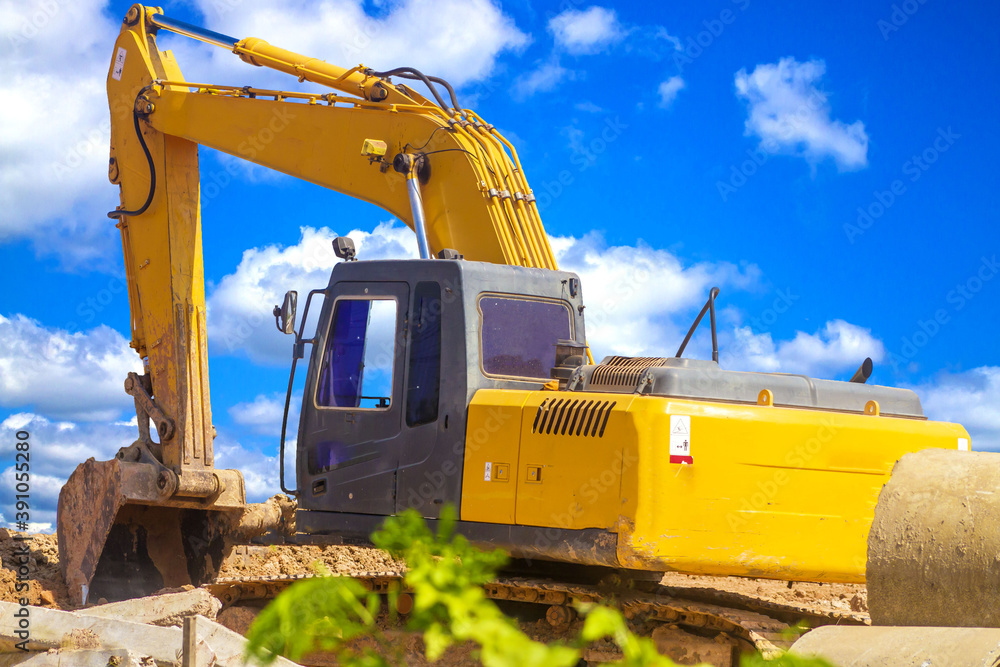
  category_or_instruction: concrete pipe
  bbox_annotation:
[867,448,1000,627]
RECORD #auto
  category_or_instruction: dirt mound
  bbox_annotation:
[218,543,405,579]
[0,529,71,609]
[659,572,868,616]
[1,526,867,629]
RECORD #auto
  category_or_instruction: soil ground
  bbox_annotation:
[1,530,867,665]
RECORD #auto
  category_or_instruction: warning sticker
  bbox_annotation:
[669,415,693,464]
[112,47,127,81]
[484,461,492,481]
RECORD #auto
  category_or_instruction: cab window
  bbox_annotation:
[317,298,397,409]
[406,282,442,426]
[479,295,572,380]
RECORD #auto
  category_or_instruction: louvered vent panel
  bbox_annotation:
[532,398,617,437]
[590,356,674,388]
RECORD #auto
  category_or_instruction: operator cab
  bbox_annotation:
[280,248,587,531]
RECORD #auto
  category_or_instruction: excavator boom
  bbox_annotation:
[58,3,555,602]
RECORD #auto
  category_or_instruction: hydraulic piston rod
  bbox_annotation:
[148,12,237,48]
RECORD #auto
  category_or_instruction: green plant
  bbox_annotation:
[244,506,832,667]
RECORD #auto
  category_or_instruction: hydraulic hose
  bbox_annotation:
[366,66,460,112]
[108,91,156,219]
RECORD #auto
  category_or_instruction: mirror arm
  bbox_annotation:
[272,305,285,333]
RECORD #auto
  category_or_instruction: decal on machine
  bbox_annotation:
[669,415,693,464]
[112,47,127,81]
[484,461,492,481]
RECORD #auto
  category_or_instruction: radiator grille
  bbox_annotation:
[532,398,617,437]
[590,356,673,388]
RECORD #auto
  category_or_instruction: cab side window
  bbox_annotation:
[479,296,572,380]
[406,282,442,426]
[317,298,397,409]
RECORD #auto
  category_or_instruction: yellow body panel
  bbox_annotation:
[460,391,530,524]
[514,392,636,530]
[620,397,968,582]
[461,389,970,583]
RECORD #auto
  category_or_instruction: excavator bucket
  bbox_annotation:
[58,457,293,604]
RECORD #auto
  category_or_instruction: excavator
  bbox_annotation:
[57,5,1000,663]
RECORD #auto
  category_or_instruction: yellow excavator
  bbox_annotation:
[57,5,1000,663]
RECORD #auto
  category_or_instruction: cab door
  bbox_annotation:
[299,281,409,516]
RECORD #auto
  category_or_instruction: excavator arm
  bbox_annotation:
[58,3,554,603]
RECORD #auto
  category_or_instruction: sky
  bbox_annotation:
[1,0,999,531]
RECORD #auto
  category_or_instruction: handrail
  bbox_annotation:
[675,287,721,363]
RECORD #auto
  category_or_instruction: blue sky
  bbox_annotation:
[2,0,998,530]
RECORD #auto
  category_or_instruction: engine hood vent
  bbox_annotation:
[532,397,617,437]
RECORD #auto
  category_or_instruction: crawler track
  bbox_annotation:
[204,571,867,659]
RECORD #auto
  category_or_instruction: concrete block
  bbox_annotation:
[0,603,300,666]
[0,648,153,666]
[82,589,222,627]
[792,626,1000,666]
[0,601,210,664]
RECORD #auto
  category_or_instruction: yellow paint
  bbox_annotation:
[460,391,528,524]
[619,396,968,582]
[108,12,214,469]
[514,392,635,530]
[461,388,970,583]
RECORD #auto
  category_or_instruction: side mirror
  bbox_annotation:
[273,290,298,335]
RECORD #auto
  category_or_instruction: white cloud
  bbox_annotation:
[734,57,868,170]
[0,411,288,532]
[512,57,572,99]
[207,222,418,365]
[574,101,604,113]
[658,76,685,108]
[552,232,761,359]
[727,320,885,379]
[230,392,300,437]
[0,413,139,532]
[0,315,142,421]
[916,367,1000,452]
[548,6,625,55]
[0,0,526,266]
[215,222,760,365]
[0,0,121,266]
[176,0,528,90]
[213,436,289,502]
[211,222,884,382]
[655,26,683,52]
